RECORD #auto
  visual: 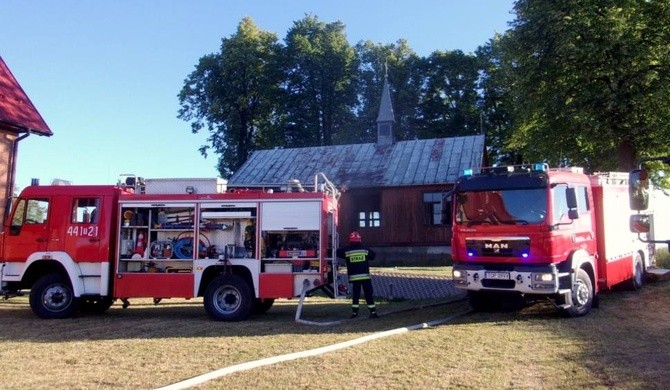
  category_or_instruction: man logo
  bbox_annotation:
[485,242,509,253]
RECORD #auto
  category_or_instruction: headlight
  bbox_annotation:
[453,270,463,278]
[533,273,554,282]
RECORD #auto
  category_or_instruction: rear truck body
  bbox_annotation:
[0,174,345,321]
[628,156,670,279]
[449,164,649,317]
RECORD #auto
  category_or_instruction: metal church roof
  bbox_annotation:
[229,134,485,188]
[0,56,52,136]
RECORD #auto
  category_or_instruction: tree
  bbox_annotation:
[503,0,670,171]
[178,17,281,177]
[279,15,358,147]
[416,50,482,139]
[352,39,423,144]
[476,34,519,165]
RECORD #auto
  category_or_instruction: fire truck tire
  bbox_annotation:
[564,268,593,317]
[629,252,645,290]
[78,296,114,314]
[204,275,253,321]
[252,298,275,315]
[29,274,78,319]
[467,291,502,312]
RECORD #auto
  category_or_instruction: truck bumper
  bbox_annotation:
[452,263,563,295]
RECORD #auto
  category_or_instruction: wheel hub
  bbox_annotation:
[43,285,71,311]
[216,287,241,312]
[574,281,589,306]
[224,292,238,305]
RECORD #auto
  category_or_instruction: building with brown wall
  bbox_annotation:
[0,57,52,220]
[228,76,486,265]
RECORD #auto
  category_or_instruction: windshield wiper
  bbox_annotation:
[466,219,494,227]
[499,219,529,225]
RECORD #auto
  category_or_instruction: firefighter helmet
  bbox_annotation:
[349,231,362,243]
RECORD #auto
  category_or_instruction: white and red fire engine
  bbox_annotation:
[449,164,651,317]
[0,174,344,321]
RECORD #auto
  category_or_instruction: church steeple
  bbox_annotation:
[376,64,395,146]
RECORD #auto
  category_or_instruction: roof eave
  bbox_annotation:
[0,119,53,136]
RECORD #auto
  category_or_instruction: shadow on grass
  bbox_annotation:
[0,291,470,342]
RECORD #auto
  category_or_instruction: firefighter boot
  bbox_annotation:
[369,306,379,319]
[350,306,359,319]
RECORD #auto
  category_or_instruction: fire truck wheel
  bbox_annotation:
[204,275,253,321]
[78,296,114,314]
[629,252,645,290]
[29,274,78,319]
[252,298,275,315]
[565,268,593,317]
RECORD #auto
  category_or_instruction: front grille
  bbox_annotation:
[482,279,516,289]
[466,238,531,258]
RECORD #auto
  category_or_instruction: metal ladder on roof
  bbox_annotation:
[313,172,340,201]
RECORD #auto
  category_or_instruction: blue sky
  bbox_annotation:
[2,0,514,190]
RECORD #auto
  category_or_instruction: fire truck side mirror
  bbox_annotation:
[629,214,650,234]
[629,169,649,211]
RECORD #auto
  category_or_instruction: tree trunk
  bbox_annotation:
[616,140,636,172]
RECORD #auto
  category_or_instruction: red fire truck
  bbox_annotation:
[0,174,344,321]
[448,164,649,317]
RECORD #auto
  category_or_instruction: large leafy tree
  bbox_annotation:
[278,15,358,147]
[178,17,281,177]
[352,39,423,143]
[503,0,670,171]
[476,35,518,165]
[179,15,528,176]
[416,50,482,139]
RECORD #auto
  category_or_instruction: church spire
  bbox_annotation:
[376,63,395,146]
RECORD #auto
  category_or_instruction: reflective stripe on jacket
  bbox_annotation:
[336,245,375,282]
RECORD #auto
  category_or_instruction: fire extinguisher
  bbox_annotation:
[134,231,145,255]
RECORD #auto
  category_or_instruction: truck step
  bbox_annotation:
[647,267,670,281]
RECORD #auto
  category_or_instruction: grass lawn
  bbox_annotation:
[0,276,668,389]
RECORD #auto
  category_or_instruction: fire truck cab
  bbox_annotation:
[0,175,343,321]
[449,164,649,317]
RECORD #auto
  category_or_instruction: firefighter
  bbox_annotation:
[336,231,378,319]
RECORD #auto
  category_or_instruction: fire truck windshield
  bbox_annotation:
[455,188,547,226]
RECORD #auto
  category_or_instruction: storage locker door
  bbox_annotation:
[261,201,320,230]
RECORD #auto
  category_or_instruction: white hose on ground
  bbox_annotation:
[295,278,341,326]
[155,309,471,390]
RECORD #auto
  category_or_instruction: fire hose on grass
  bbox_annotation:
[295,278,342,326]
[294,276,468,326]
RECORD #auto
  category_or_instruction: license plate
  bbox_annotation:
[485,271,510,280]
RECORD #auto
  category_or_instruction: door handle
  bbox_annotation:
[89,238,100,243]
[36,237,47,243]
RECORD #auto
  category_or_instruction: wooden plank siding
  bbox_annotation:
[0,132,16,219]
[338,185,452,247]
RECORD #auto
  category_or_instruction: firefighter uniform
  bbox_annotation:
[336,231,378,319]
